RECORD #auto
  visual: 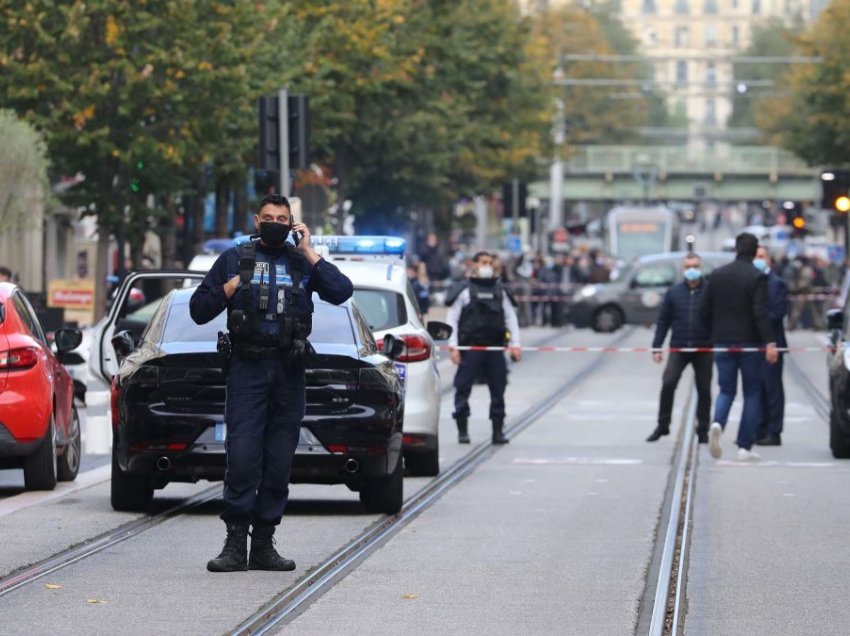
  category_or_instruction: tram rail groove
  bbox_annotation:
[0,485,220,598]
[647,391,698,636]
[230,327,637,636]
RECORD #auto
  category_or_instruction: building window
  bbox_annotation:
[644,27,657,45]
[642,0,657,14]
[704,0,718,13]
[675,26,689,48]
[731,0,738,8]
[676,61,688,87]
[706,99,717,126]
[705,25,717,47]
[706,62,717,86]
[675,0,689,13]
[752,0,761,14]
[732,25,740,46]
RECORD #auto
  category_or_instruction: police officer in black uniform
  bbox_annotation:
[446,251,521,445]
[190,194,353,573]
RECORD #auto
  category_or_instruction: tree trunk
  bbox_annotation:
[233,175,249,235]
[214,177,229,237]
[191,173,207,257]
[160,196,178,269]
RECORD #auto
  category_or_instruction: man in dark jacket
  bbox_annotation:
[754,246,788,445]
[700,233,778,461]
[646,253,713,443]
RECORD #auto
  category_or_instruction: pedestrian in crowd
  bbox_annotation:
[190,194,353,573]
[446,250,522,445]
[0,266,12,283]
[407,260,430,316]
[646,252,713,444]
[418,232,451,282]
[754,246,788,446]
[701,233,778,461]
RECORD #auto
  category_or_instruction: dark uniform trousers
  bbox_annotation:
[758,353,784,438]
[658,351,713,433]
[453,350,507,423]
[221,355,305,525]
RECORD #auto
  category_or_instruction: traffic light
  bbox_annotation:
[786,202,808,237]
[501,181,528,218]
[821,169,850,212]
[257,93,310,173]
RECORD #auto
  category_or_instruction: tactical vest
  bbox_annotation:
[227,238,312,352]
[458,279,507,346]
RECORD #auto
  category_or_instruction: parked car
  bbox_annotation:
[570,251,734,332]
[826,308,850,458]
[0,282,83,489]
[110,286,407,514]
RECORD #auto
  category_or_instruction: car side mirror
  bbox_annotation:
[382,334,405,360]
[426,320,453,341]
[111,330,136,360]
[827,308,844,332]
[55,328,83,353]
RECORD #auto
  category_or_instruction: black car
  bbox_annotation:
[827,308,850,458]
[110,288,405,514]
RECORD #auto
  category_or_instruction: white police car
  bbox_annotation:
[313,236,451,476]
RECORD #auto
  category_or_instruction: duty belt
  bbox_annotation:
[231,342,285,360]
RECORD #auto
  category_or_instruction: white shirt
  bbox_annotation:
[446,284,521,348]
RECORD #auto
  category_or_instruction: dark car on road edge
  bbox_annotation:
[110,288,406,514]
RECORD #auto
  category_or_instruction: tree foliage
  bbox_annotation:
[0,110,49,232]
[759,2,850,165]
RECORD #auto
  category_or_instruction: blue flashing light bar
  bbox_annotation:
[310,235,406,256]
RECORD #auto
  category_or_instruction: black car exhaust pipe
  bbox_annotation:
[343,458,360,474]
[155,456,172,471]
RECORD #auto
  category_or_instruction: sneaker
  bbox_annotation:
[736,447,761,462]
[708,422,723,459]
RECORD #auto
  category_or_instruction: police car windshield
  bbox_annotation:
[352,289,406,331]
[161,294,356,346]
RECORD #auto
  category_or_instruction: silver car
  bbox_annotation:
[569,251,734,332]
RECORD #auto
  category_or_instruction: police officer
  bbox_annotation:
[190,194,353,573]
[446,251,521,445]
[646,252,713,443]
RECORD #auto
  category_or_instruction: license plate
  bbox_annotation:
[215,422,227,442]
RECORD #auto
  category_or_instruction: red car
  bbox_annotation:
[0,282,83,489]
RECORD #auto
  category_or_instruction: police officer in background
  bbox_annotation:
[446,251,521,445]
[190,194,353,573]
[646,253,713,443]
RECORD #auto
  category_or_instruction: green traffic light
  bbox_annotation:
[130,178,140,192]
[136,160,144,170]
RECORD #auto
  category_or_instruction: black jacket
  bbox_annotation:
[699,256,774,345]
[651,281,711,349]
[766,270,789,349]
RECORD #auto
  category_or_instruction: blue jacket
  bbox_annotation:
[652,280,712,349]
[766,270,789,349]
[189,242,353,336]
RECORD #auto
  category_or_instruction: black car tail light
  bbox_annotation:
[402,434,427,446]
[327,444,348,454]
[0,346,38,371]
[110,377,120,431]
[129,442,189,452]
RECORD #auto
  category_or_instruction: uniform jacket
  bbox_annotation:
[699,255,774,345]
[651,280,711,350]
[189,241,353,336]
[766,269,789,349]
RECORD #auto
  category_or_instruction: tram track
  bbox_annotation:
[230,327,637,635]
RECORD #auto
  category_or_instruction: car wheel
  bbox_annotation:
[359,455,404,514]
[592,305,624,333]
[830,408,850,458]
[405,447,439,477]
[110,446,154,512]
[24,415,58,491]
[57,406,82,482]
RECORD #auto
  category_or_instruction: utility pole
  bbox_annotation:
[550,67,565,230]
[278,88,290,196]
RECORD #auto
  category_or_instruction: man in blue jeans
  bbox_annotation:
[700,232,778,461]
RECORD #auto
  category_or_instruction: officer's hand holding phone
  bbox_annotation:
[291,222,322,265]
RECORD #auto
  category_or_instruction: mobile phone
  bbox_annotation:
[291,230,303,246]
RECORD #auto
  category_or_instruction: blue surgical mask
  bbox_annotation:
[753,258,768,272]
[683,267,702,282]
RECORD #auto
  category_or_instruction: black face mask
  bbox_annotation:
[259,222,291,247]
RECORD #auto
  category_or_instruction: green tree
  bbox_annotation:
[0,110,50,233]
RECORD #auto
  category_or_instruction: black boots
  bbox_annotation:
[492,420,509,445]
[207,521,249,572]
[248,524,296,571]
[456,418,470,444]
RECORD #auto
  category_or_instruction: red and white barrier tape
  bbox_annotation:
[510,294,837,302]
[440,345,833,353]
